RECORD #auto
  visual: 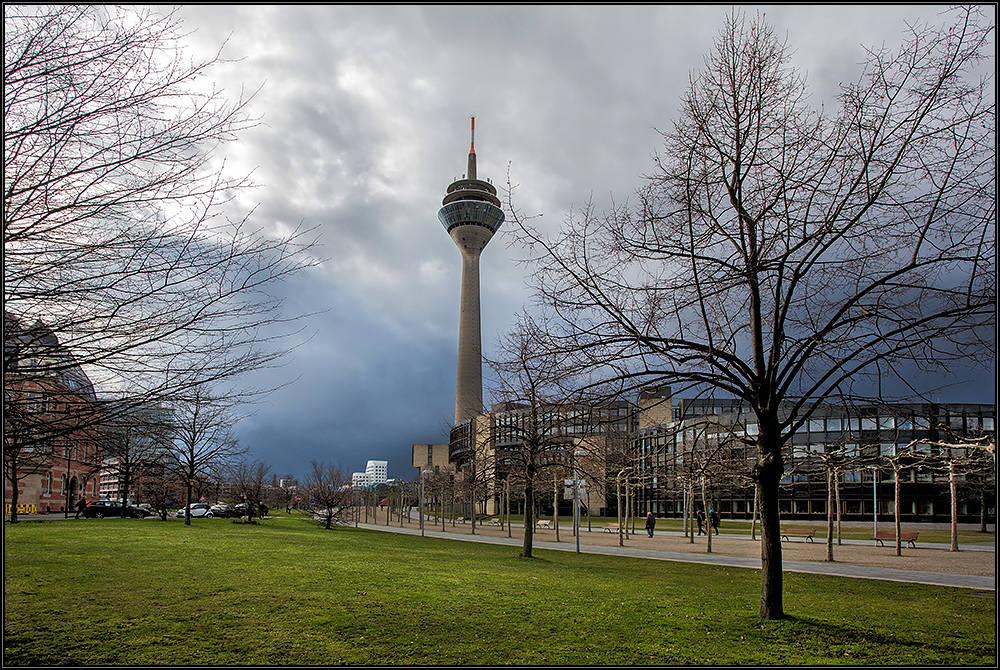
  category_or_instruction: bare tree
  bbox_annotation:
[229,458,271,523]
[100,401,173,517]
[303,461,350,529]
[509,9,994,618]
[922,432,995,550]
[487,313,619,558]
[141,466,182,520]
[167,387,246,525]
[4,6,319,480]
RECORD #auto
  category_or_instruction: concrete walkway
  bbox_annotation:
[355,522,996,592]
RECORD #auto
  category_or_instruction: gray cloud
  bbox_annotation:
[162,5,989,479]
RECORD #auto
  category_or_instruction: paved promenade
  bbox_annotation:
[354,519,996,592]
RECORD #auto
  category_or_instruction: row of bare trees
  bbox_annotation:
[5,7,317,521]
[498,7,993,619]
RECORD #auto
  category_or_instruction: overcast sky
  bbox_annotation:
[164,5,994,480]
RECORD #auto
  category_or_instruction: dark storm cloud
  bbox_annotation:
[161,5,988,479]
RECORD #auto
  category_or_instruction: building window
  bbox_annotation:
[46,472,52,494]
[60,474,66,494]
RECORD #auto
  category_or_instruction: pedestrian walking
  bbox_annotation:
[645,512,655,538]
[710,509,720,535]
[75,496,87,519]
[695,509,706,535]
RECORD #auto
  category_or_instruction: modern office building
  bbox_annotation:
[352,460,388,489]
[631,391,995,524]
[446,385,994,524]
[412,443,450,478]
[439,117,505,425]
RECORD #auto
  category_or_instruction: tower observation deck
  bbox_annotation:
[439,117,505,425]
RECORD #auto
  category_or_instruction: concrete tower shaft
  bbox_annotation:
[438,117,505,425]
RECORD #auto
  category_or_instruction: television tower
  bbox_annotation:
[439,117,505,425]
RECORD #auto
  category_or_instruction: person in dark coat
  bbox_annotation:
[75,496,87,519]
[644,512,656,538]
[695,509,706,535]
[710,509,720,534]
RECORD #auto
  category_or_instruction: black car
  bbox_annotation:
[82,500,146,518]
[209,503,234,518]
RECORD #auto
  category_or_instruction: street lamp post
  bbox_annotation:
[420,469,433,537]
[870,466,878,538]
[571,450,588,554]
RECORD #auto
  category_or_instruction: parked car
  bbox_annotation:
[82,500,145,518]
[209,503,234,518]
[231,503,248,518]
[135,503,155,517]
[175,502,213,518]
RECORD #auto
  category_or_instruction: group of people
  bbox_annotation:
[642,508,721,538]
[695,508,720,536]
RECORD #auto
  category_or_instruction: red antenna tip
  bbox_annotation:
[470,116,476,153]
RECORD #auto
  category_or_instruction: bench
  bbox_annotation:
[455,517,466,524]
[874,530,919,548]
[484,519,501,526]
[603,523,620,533]
[535,520,552,529]
[780,528,817,542]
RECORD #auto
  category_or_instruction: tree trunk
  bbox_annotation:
[949,460,959,552]
[550,475,558,542]
[521,479,534,557]
[893,470,902,556]
[835,468,842,545]
[979,489,987,533]
[683,484,689,538]
[750,485,758,541]
[184,480,193,526]
[701,476,712,554]
[120,469,131,519]
[8,462,21,524]
[688,481,696,544]
[825,467,835,562]
[616,475,624,547]
[756,445,784,620]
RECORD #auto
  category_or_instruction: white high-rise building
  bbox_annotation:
[352,460,388,489]
[365,460,387,485]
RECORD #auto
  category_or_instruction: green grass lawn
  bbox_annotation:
[4,516,995,665]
